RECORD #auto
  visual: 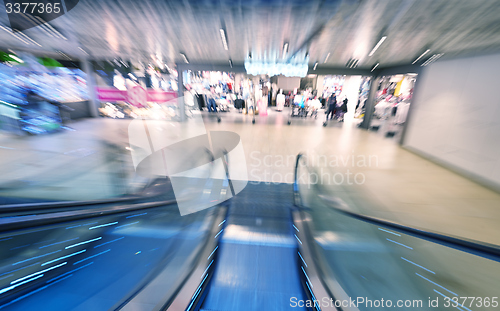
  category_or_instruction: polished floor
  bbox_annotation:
[1,106,500,246]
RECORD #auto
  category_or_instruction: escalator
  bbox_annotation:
[1,154,499,311]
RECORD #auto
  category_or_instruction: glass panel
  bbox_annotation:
[297,156,500,311]
[0,205,216,310]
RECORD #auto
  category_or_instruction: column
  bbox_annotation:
[81,58,99,117]
[178,69,185,122]
[359,76,379,129]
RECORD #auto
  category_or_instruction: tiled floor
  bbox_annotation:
[1,107,499,244]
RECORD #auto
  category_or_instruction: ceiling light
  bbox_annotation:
[324,53,330,63]
[371,63,380,72]
[346,59,359,68]
[283,42,289,55]
[78,47,89,56]
[9,55,24,63]
[412,49,430,64]
[220,29,228,51]
[313,62,318,70]
[180,53,189,64]
[229,59,233,68]
[0,25,29,45]
[17,31,42,46]
[368,36,387,57]
[128,73,137,80]
[421,53,444,66]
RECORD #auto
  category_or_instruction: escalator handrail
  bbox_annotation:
[0,199,177,234]
[0,178,170,214]
[294,153,500,262]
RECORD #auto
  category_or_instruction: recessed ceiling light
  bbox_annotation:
[371,63,380,72]
[324,53,330,63]
[368,36,387,57]
[180,53,189,64]
[412,49,430,64]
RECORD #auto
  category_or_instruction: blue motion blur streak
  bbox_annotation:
[65,237,102,249]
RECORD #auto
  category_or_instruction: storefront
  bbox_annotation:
[369,73,417,138]
[182,70,277,116]
[94,61,178,120]
[0,52,90,134]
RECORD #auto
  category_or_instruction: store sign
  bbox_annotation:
[244,60,309,77]
[96,87,177,107]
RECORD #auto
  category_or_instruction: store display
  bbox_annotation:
[371,74,417,138]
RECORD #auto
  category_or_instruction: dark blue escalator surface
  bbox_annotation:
[200,183,307,311]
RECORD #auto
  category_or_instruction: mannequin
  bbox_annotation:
[276,90,285,111]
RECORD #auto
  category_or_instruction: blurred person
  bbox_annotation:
[326,94,337,120]
[208,87,217,112]
[337,97,348,122]
[276,90,285,111]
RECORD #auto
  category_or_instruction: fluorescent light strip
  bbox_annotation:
[424,54,439,65]
[0,274,44,295]
[180,53,189,64]
[34,17,60,38]
[368,36,387,56]
[421,53,443,67]
[324,53,330,63]
[283,43,288,55]
[313,62,318,70]
[9,55,23,63]
[65,237,102,249]
[89,222,118,230]
[21,13,52,38]
[412,49,430,64]
[41,249,86,266]
[78,47,89,55]
[371,63,380,72]
[0,25,30,45]
[11,262,67,284]
[41,19,67,40]
[228,59,233,67]
[220,29,228,50]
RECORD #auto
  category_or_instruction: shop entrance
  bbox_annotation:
[369,73,417,139]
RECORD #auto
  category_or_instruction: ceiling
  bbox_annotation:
[1,0,500,69]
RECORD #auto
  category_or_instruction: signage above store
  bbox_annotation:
[244,60,309,77]
[96,87,177,107]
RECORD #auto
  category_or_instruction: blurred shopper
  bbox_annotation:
[276,90,285,111]
[208,87,217,112]
[326,94,337,120]
[336,97,348,122]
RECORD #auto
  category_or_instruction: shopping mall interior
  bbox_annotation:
[0,0,500,310]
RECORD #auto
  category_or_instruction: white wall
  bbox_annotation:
[404,53,500,187]
[277,76,301,91]
[340,75,362,121]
